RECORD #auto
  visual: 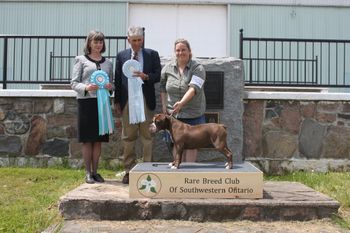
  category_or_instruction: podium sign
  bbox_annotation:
[129,162,263,199]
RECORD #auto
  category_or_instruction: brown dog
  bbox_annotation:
[149,113,233,169]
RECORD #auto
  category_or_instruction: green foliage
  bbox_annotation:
[98,159,124,171]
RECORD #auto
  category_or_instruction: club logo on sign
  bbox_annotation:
[137,173,162,198]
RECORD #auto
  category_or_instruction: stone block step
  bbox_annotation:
[59,181,339,222]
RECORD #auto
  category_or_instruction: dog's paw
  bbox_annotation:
[225,163,233,169]
[170,165,178,169]
[168,162,174,167]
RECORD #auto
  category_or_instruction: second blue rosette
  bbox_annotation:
[90,70,114,135]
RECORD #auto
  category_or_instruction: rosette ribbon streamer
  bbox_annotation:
[90,70,114,135]
[122,60,145,124]
[128,77,145,124]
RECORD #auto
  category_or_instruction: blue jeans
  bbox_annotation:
[162,115,205,143]
[177,115,206,125]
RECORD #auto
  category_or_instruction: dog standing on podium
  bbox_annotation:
[149,113,233,169]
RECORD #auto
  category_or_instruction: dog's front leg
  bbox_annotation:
[223,147,233,169]
[171,145,183,169]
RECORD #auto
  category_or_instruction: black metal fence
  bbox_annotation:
[239,29,350,87]
[3,31,350,89]
[0,35,128,89]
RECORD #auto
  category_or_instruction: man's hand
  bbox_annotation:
[133,71,149,81]
[114,103,122,117]
[115,118,122,129]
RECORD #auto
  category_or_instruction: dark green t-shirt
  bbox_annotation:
[160,59,206,118]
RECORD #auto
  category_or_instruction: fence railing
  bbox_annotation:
[0,35,128,89]
[3,31,350,89]
[239,29,350,87]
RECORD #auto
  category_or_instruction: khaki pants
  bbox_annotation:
[121,101,154,172]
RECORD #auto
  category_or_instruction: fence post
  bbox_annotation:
[49,51,53,81]
[239,29,243,59]
[142,27,145,48]
[2,37,8,89]
[315,55,318,85]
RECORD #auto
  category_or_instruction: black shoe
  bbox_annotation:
[122,173,129,184]
[92,173,105,183]
[85,173,95,184]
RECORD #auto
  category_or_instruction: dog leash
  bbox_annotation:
[162,112,175,157]
[162,130,173,158]
[164,135,173,158]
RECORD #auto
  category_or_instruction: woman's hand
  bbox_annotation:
[172,101,184,115]
[172,87,196,115]
[85,83,99,91]
[104,83,113,90]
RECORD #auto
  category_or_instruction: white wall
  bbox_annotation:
[129,4,227,58]
[0,1,126,36]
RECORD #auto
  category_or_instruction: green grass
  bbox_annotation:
[266,171,350,229]
[0,168,349,232]
[0,167,117,233]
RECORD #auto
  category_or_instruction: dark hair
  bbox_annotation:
[83,30,106,55]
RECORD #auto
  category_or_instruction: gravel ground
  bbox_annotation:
[51,219,349,233]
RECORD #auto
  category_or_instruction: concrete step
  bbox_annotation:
[59,181,339,222]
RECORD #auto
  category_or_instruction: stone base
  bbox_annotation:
[59,181,340,221]
[129,162,263,199]
[40,84,71,89]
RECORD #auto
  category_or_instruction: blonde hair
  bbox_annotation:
[83,30,106,55]
[174,38,192,59]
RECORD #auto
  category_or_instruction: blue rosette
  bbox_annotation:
[90,70,109,88]
[90,70,114,135]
